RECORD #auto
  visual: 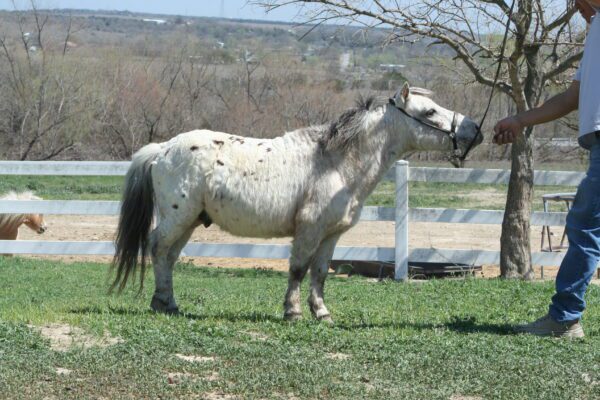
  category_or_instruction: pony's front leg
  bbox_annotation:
[149,225,194,315]
[308,234,340,324]
[0,227,18,257]
[284,227,322,321]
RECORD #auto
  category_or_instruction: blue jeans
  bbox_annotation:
[549,143,600,323]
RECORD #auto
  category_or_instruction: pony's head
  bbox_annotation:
[23,213,46,234]
[389,82,482,165]
[14,192,47,234]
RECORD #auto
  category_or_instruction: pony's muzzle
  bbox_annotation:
[38,226,47,234]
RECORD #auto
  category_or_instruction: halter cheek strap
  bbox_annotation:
[389,97,461,156]
[448,112,460,156]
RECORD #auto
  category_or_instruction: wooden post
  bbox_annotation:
[395,160,409,281]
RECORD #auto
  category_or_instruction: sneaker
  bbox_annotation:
[514,313,584,338]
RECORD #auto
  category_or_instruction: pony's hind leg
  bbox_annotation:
[308,234,340,324]
[149,221,196,315]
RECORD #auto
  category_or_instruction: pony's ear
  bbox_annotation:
[401,82,410,101]
[391,82,410,108]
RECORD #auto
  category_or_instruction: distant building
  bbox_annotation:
[242,50,258,65]
[379,64,406,72]
[142,18,167,25]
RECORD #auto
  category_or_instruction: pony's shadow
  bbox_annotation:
[70,307,514,334]
[68,306,283,324]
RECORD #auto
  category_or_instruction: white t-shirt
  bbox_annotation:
[574,7,600,149]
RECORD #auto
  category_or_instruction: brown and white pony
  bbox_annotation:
[0,191,47,255]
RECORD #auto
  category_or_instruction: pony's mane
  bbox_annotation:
[409,87,434,97]
[320,95,387,152]
[0,190,42,201]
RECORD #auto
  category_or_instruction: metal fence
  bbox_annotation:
[0,161,584,280]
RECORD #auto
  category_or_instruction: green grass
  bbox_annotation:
[0,175,124,200]
[1,257,599,399]
[366,181,577,211]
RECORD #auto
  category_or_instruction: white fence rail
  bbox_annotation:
[0,201,570,226]
[0,161,584,280]
[0,161,130,176]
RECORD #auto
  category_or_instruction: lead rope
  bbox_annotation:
[459,0,516,165]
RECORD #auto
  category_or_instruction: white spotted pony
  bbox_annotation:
[112,83,483,322]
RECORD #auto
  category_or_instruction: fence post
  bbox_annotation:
[395,160,409,281]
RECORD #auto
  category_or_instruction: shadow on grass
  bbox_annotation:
[68,305,154,316]
[443,316,515,335]
[70,306,515,335]
[69,306,284,324]
[69,306,515,334]
[336,316,515,335]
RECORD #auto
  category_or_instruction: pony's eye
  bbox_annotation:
[425,109,436,118]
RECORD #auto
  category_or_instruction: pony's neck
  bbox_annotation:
[337,106,409,202]
[0,214,25,231]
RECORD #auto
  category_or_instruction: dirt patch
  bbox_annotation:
[175,354,217,363]
[166,372,198,385]
[28,323,123,352]
[18,216,495,268]
[199,393,238,400]
[204,372,220,382]
[325,352,350,360]
[166,371,220,385]
[18,215,593,283]
[450,396,483,400]
[241,330,269,341]
[582,373,599,386]
[54,367,72,375]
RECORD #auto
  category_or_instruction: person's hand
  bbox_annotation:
[575,0,596,24]
[493,116,524,145]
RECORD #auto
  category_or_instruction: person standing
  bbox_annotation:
[493,0,600,337]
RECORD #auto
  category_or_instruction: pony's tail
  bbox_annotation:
[111,143,162,293]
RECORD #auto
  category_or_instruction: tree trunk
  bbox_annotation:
[500,126,535,279]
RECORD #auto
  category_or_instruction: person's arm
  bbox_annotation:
[576,0,597,23]
[493,81,580,145]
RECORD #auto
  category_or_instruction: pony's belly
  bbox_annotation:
[203,163,304,238]
[206,204,295,238]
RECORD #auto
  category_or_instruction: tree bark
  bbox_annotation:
[500,127,535,279]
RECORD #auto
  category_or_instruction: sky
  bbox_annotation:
[0,0,301,22]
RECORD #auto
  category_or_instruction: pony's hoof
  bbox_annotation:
[318,314,334,325]
[283,312,303,322]
[150,296,179,315]
[161,307,181,316]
